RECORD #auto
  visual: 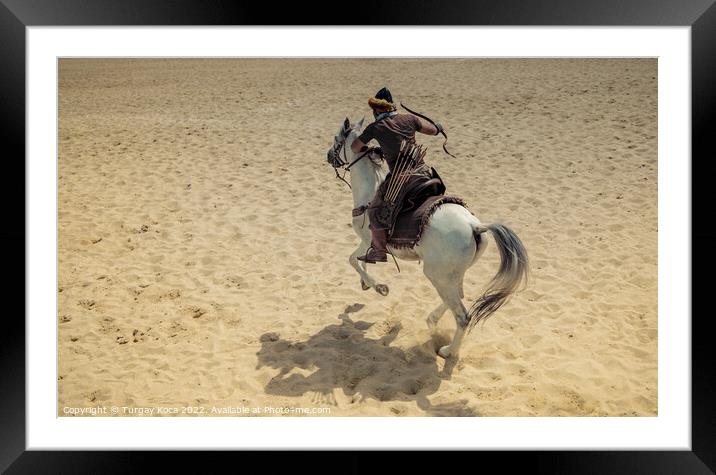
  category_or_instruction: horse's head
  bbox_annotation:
[326,116,364,169]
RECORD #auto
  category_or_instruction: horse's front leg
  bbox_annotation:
[349,239,376,290]
[349,216,389,296]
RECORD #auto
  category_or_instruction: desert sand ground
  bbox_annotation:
[58,58,657,416]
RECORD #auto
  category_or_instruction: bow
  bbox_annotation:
[400,102,456,158]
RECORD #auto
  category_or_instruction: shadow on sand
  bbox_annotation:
[256,303,477,416]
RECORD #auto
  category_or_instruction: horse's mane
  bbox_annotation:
[351,127,387,184]
[367,148,388,184]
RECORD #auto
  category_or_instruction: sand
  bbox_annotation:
[57,58,657,416]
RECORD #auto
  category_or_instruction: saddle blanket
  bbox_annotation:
[388,195,467,248]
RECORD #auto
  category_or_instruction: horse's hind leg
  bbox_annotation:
[424,267,469,359]
[426,302,448,330]
[437,291,468,359]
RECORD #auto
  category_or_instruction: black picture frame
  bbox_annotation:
[2,1,714,473]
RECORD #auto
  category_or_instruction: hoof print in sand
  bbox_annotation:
[186,306,206,319]
[78,299,96,310]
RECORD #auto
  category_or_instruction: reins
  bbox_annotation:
[345,148,374,171]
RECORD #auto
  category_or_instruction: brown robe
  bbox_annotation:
[358,113,435,230]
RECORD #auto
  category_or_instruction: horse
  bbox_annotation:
[326,117,529,359]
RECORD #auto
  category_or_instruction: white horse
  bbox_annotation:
[326,117,529,359]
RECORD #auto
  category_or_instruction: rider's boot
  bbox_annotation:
[358,227,388,263]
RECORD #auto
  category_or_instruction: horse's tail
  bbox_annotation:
[467,223,529,331]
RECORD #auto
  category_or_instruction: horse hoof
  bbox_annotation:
[375,284,389,296]
[438,345,452,359]
[360,280,370,291]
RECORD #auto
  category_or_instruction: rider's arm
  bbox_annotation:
[352,124,374,153]
[416,117,442,136]
[351,138,368,153]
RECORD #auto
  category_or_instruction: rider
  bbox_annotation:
[351,87,445,263]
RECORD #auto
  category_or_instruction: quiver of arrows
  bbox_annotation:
[384,140,427,205]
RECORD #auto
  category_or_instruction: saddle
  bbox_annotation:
[387,168,467,248]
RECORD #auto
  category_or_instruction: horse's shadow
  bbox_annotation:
[256,303,477,416]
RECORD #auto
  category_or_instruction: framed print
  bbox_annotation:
[3,0,715,472]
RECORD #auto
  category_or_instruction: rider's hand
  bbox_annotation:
[434,123,444,136]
